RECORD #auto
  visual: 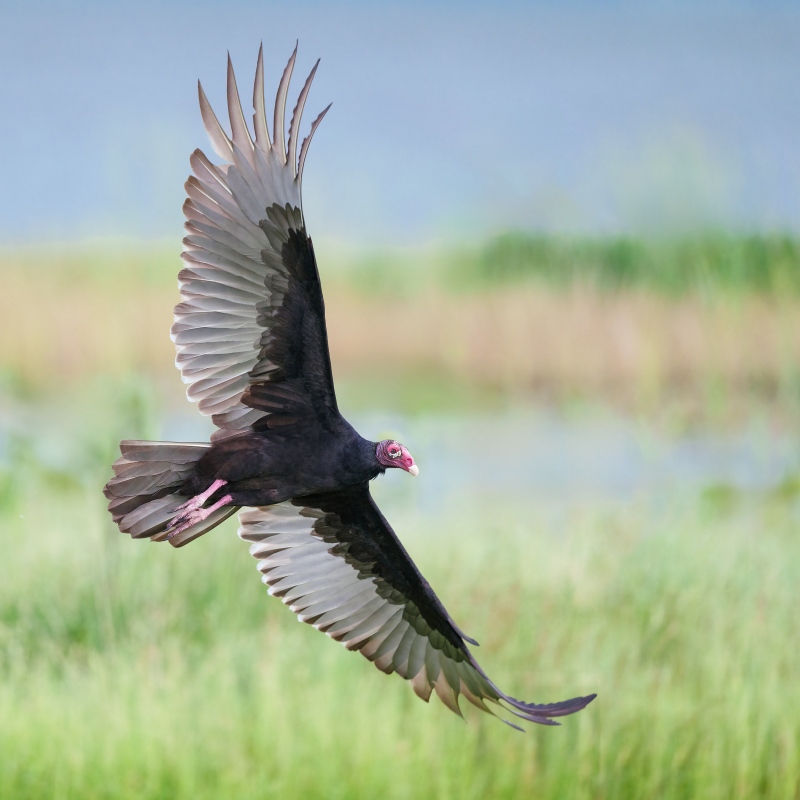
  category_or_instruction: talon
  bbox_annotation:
[166,493,234,539]
[177,479,228,513]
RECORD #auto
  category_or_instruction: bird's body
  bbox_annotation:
[183,423,380,507]
[103,44,595,729]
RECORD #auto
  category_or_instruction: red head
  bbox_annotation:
[375,440,418,477]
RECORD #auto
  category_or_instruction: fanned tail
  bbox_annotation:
[103,440,238,548]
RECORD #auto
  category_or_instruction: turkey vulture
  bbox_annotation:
[103,45,596,729]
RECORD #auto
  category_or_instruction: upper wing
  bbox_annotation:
[238,486,596,729]
[172,45,339,440]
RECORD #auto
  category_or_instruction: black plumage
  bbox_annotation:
[103,44,596,729]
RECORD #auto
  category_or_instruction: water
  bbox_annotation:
[2,400,796,511]
[157,406,799,511]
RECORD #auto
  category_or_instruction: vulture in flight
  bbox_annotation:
[104,45,596,730]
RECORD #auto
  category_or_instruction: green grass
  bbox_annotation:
[465,232,800,295]
[1,397,799,798]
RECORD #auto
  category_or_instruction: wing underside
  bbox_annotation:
[173,45,336,441]
[238,486,595,729]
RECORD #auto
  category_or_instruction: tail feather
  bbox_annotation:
[152,505,238,547]
[121,494,185,538]
[119,441,211,463]
[104,440,239,547]
[107,489,175,521]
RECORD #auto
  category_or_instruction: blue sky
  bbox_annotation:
[2,1,799,245]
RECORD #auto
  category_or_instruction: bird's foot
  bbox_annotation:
[175,479,228,514]
[166,493,233,539]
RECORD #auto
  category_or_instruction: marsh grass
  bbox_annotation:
[1,404,799,798]
[3,239,800,417]
[468,232,800,295]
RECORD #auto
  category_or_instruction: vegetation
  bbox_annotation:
[470,232,800,294]
[2,236,799,796]
[3,236,800,417]
[1,395,798,798]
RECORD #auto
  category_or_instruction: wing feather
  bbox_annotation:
[298,104,331,183]
[253,44,271,152]
[226,54,255,164]
[288,59,320,176]
[237,487,596,729]
[198,81,234,161]
[341,605,403,649]
[174,47,338,441]
[272,44,297,163]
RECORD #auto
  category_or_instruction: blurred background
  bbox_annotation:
[2,1,799,798]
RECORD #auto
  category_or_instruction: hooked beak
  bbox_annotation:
[407,463,419,478]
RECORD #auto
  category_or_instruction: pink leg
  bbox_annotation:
[175,479,228,513]
[166,493,233,540]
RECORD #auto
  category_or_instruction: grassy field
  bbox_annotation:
[2,236,799,797]
[1,403,799,798]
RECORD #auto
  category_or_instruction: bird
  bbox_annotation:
[103,44,596,730]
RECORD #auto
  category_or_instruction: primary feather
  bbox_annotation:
[103,44,596,729]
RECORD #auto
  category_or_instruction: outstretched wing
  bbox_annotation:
[172,45,338,440]
[238,486,596,729]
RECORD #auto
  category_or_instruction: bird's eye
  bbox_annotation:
[388,446,401,459]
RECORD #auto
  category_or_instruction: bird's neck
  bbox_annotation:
[334,433,383,485]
